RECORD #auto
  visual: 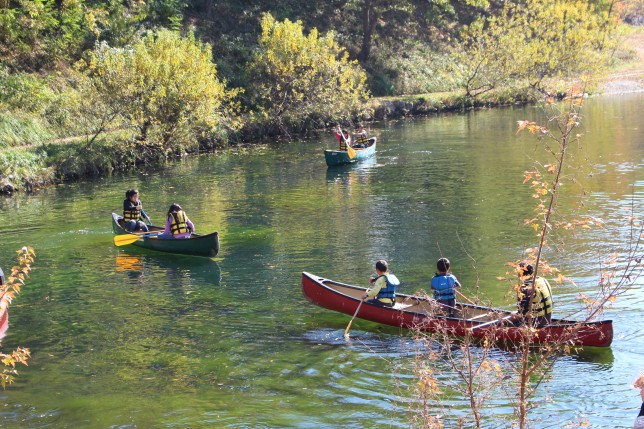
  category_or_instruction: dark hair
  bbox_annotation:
[167,203,182,217]
[375,259,388,272]
[126,189,139,199]
[437,257,450,273]
[519,262,534,276]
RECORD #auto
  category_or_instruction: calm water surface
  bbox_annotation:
[0,93,642,428]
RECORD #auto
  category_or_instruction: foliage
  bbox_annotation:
[459,0,619,98]
[367,41,464,96]
[249,13,369,133]
[0,246,34,389]
[44,136,147,179]
[0,66,57,114]
[0,112,51,148]
[77,29,240,149]
[0,0,88,70]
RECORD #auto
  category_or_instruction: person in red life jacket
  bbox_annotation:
[334,125,352,151]
[430,257,461,317]
[361,260,400,307]
[123,189,151,232]
[158,203,195,239]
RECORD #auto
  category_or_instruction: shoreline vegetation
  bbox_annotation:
[0,2,642,195]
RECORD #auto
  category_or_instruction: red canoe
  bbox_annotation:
[301,272,613,347]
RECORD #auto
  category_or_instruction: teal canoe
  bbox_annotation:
[324,137,376,167]
[111,213,219,257]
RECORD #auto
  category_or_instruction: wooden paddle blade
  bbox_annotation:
[113,234,143,247]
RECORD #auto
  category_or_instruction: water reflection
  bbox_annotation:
[114,249,222,285]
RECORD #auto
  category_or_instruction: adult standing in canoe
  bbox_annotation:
[510,262,553,327]
[430,257,461,317]
[123,189,151,232]
[361,260,400,307]
[158,203,194,239]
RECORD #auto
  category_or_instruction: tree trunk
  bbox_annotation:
[358,0,379,62]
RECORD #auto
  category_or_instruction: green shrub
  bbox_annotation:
[248,14,369,133]
[368,42,465,96]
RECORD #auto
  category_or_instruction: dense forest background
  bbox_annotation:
[0,0,642,192]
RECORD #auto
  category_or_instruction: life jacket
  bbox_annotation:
[375,273,400,301]
[169,210,190,235]
[335,131,350,151]
[431,273,458,300]
[528,277,553,317]
[355,134,368,145]
[123,200,142,221]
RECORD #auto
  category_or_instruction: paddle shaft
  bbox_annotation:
[469,314,514,331]
[344,284,372,337]
[337,126,356,159]
[113,232,157,246]
[456,290,477,306]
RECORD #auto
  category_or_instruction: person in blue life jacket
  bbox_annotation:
[123,189,151,232]
[431,257,461,317]
[361,259,400,307]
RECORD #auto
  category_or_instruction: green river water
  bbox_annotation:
[0,92,642,428]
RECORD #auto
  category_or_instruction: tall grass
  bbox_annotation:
[0,112,52,148]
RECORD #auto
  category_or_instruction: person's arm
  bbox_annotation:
[163,217,172,235]
[141,208,150,222]
[452,274,461,289]
[186,218,195,233]
[363,276,385,299]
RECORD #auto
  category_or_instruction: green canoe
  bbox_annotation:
[324,137,376,167]
[111,213,219,257]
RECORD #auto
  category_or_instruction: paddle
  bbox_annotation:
[457,290,477,306]
[469,314,514,331]
[344,283,372,338]
[113,232,156,247]
[337,126,356,159]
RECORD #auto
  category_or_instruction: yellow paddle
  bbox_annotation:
[338,126,356,159]
[113,232,154,247]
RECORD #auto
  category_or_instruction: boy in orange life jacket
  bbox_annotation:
[361,260,400,307]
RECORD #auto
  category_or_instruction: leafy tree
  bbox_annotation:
[460,0,618,98]
[248,13,369,134]
[0,247,34,389]
[78,29,240,149]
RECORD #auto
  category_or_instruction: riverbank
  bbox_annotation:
[1,27,642,196]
